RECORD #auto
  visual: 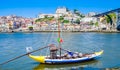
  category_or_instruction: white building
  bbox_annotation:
[81,17,97,23]
[56,7,67,14]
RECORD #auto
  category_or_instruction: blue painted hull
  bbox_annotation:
[45,55,101,64]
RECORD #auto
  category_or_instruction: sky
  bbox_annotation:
[0,0,120,18]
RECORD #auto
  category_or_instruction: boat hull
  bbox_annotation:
[29,50,103,64]
[45,54,101,64]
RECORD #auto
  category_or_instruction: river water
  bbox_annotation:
[0,32,120,70]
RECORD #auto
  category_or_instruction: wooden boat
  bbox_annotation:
[28,50,103,64]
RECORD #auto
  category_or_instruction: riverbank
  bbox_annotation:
[0,30,120,33]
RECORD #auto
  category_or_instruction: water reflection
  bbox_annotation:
[33,60,99,70]
[33,63,120,70]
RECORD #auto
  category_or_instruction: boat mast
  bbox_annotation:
[58,13,62,58]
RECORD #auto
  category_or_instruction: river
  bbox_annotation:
[0,32,120,70]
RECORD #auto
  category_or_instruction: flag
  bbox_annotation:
[60,38,63,43]
[57,38,63,43]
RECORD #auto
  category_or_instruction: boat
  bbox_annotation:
[28,50,103,64]
[27,15,104,64]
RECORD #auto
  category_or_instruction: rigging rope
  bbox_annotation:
[45,24,55,56]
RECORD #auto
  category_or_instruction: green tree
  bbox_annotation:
[58,16,64,23]
[74,9,79,14]
[35,18,44,22]
[105,13,116,23]
[73,9,85,18]
[44,15,49,23]
[105,13,117,30]
[44,15,48,19]
[35,16,55,24]
[63,20,69,23]
[79,14,85,18]
[75,19,80,24]
[48,16,54,21]
[95,22,99,26]
[29,26,33,31]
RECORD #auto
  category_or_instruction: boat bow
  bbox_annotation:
[95,50,104,56]
[28,55,45,63]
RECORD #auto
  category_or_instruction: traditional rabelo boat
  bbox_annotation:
[28,49,103,64]
[27,15,104,64]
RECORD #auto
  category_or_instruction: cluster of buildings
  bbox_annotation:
[38,7,97,23]
[0,15,35,32]
[0,7,114,32]
[37,7,100,31]
[41,7,114,31]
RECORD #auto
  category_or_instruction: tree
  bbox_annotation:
[105,13,116,23]
[29,26,33,31]
[48,16,54,22]
[75,19,80,24]
[63,20,69,23]
[95,22,98,26]
[79,14,85,18]
[35,16,55,24]
[73,9,78,14]
[44,15,49,23]
[58,16,64,23]
[105,13,117,30]
[44,15,48,19]
[73,9,85,18]
[35,18,44,22]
